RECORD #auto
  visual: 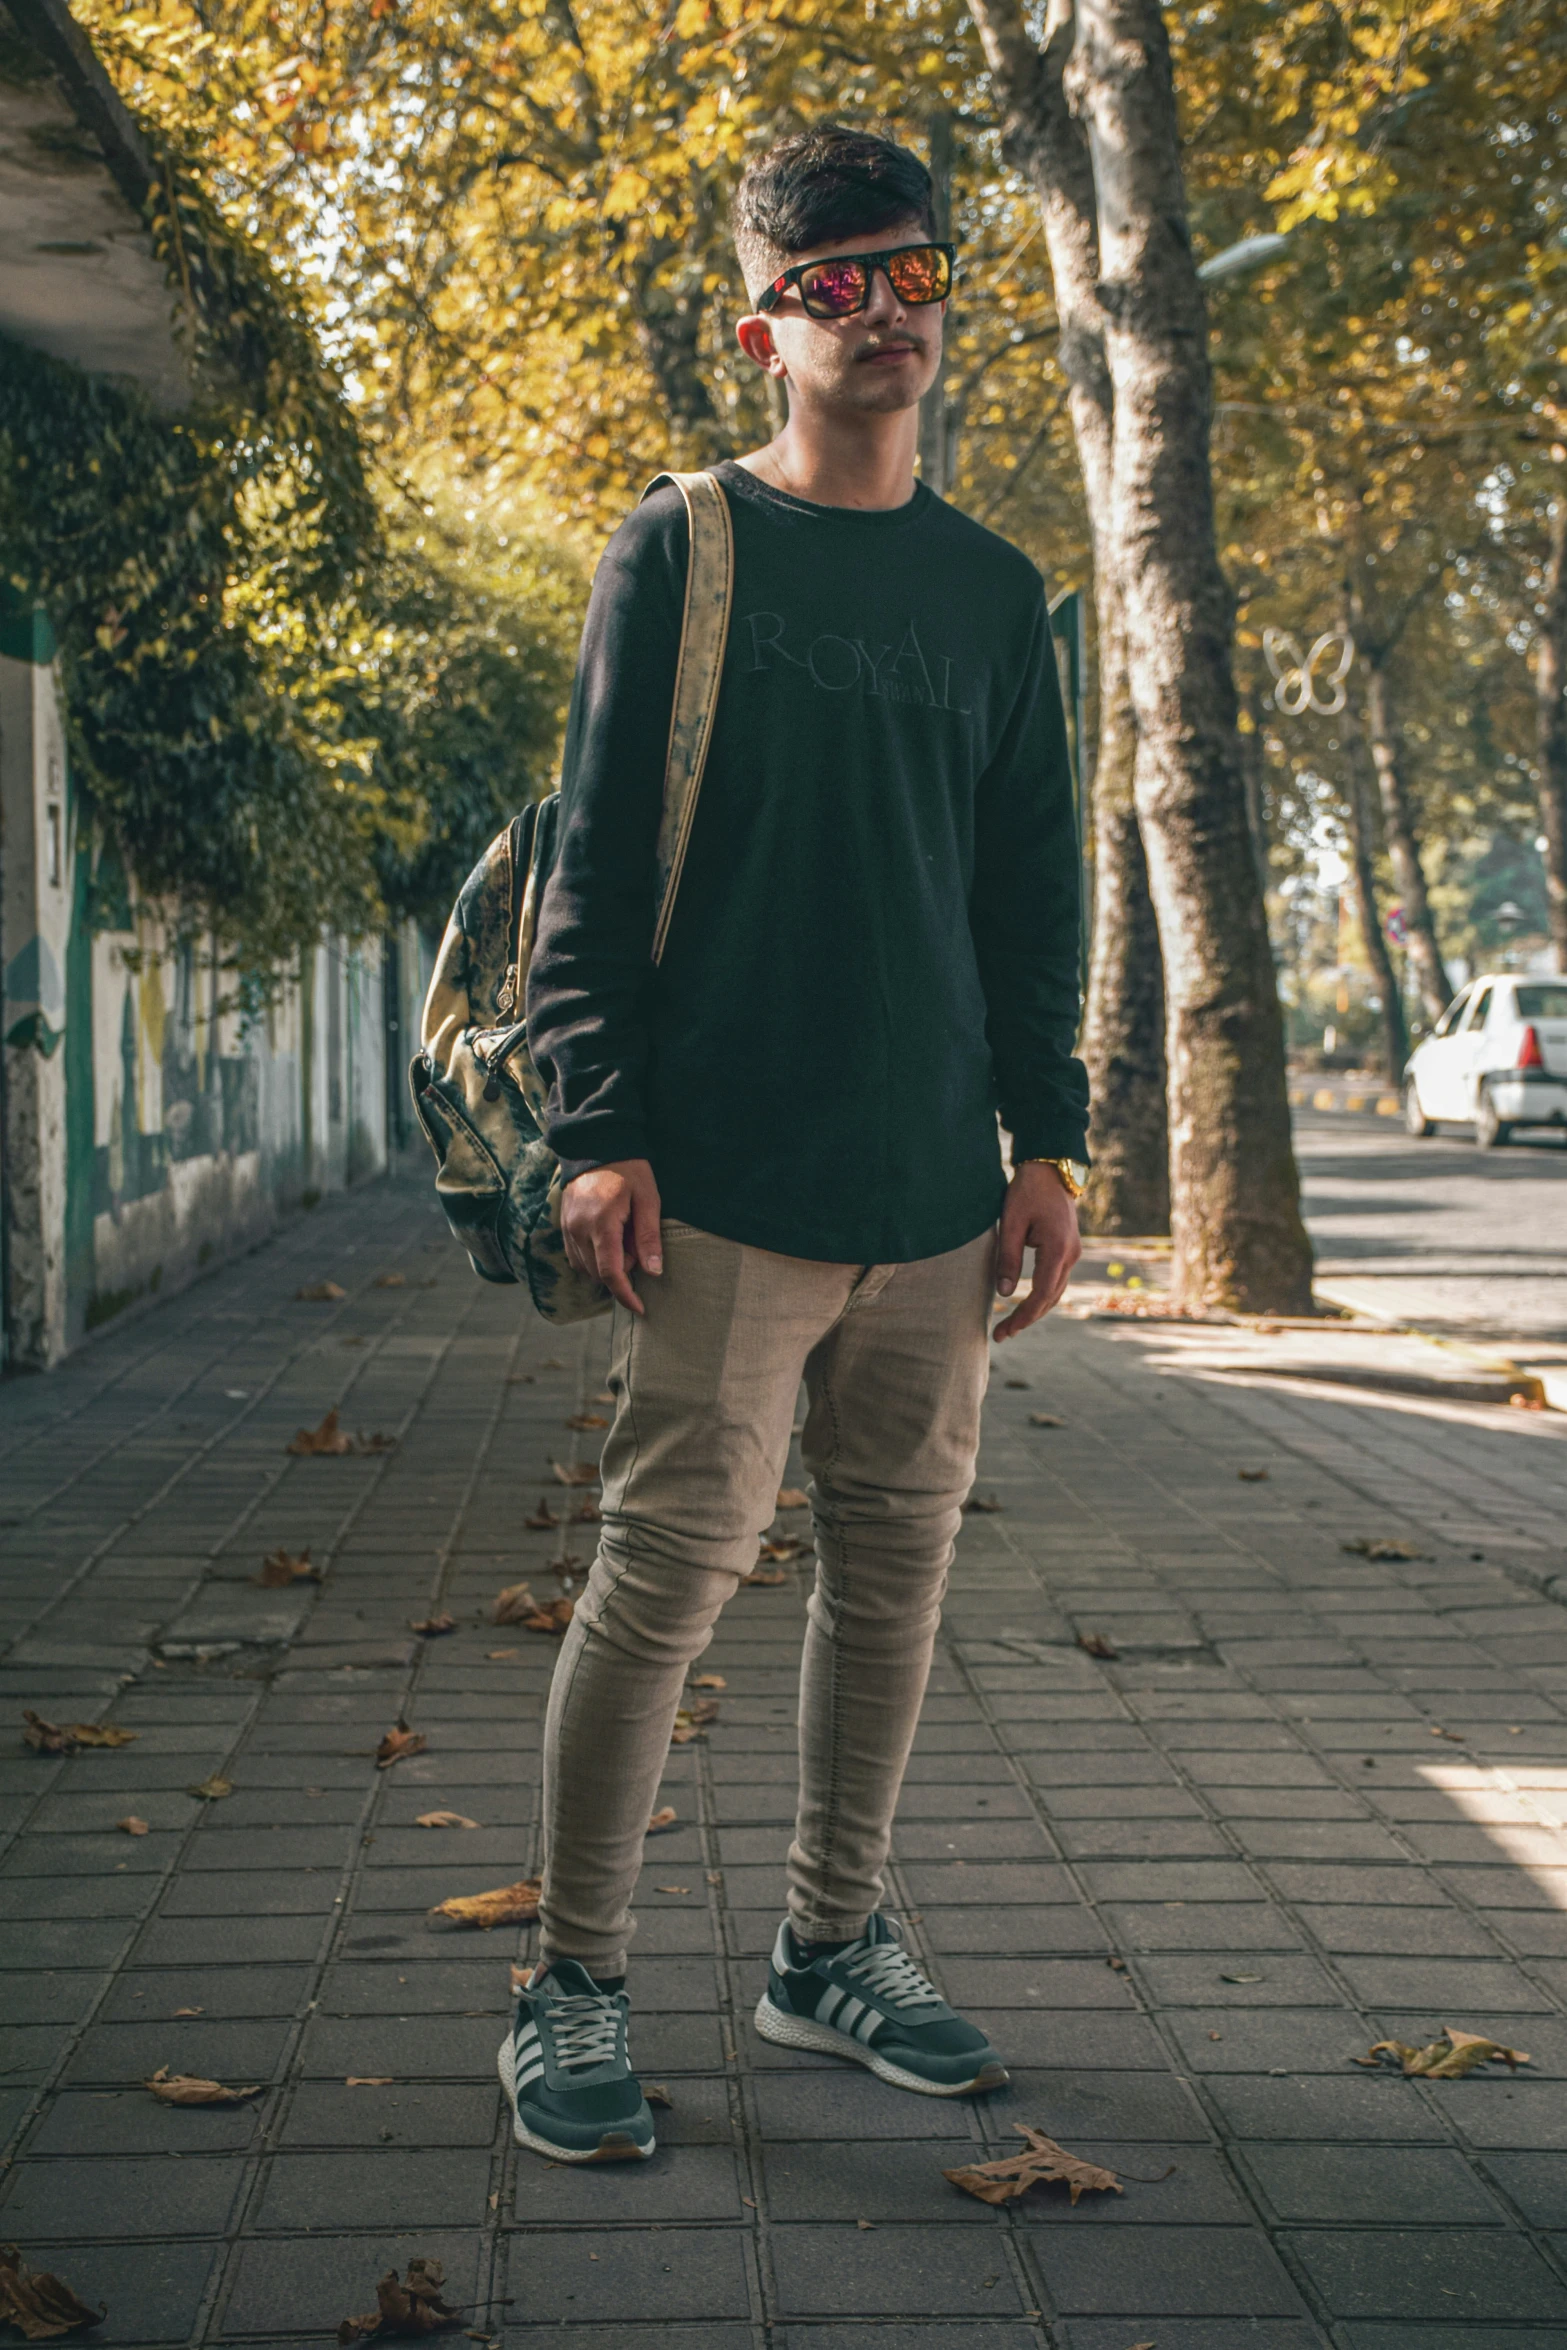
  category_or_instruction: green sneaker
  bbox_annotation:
[754,1913,1009,2096]
[497,1959,655,2163]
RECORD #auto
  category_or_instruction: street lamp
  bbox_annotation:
[1495,900,1525,971]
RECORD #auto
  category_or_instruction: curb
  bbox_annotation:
[1289,1084,1402,1117]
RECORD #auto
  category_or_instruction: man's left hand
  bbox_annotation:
[992,1161,1082,1342]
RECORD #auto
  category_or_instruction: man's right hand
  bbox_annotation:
[560,1159,663,1315]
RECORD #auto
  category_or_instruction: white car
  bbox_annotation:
[1404,974,1567,1146]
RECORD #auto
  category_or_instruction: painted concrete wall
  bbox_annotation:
[1,637,432,1368]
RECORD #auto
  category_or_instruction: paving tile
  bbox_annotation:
[254,2147,491,2228]
[514,2141,743,2221]
[1204,2073,1449,2143]
[221,2231,485,2337]
[0,2153,245,2238]
[769,2223,1024,2316]
[6,2239,220,2347]
[760,2138,998,2223]
[1035,2223,1306,2315]
[495,2226,751,2323]
[26,2091,265,2158]
[1283,2226,1567,2320]
[1241,2141,1508,2223]
[62,2019,291,2088]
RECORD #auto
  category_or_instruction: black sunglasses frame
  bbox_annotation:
[756,241,957,320]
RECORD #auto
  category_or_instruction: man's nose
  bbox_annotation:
[860,265,908,326]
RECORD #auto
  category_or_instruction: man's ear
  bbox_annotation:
[737,313,786,376]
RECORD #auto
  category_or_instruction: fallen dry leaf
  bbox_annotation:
[507,1372,535,1386]
[256,1547,318,1586]
[1028,1412,1065,1428]
[551,1460,599,1487]
[1237,1468,1270,1482]
[376,1726,427,1770]
[409,1614,456,1638]
[524,1501,560,1529]
[373,1272,406,1288]
[485,1648,518,1661]
[1077,1633,1120,1660]
[945,2124,1124,2207]
[565,1412,609,1431]
[289,1409,353,1456]
[0,2243,105,2339]
[490,1581,573,1634]
[417,1811,479,1830]
[546,1552,582,1577]
[491,1582,537,1624]
[691,1674,726,1690]
[1342,1536,1425,1561]
[146,2067,261,2106]
[758,1537,805,1561]
[117,1816,149,1837]
[671,1697,720,1746]
[187,1775,232,1801]
[571,1497,602,1524]
[297,1279,347,1302]
[964,1493,1003,1514]
[776,1487,809,1511]
[337,2255,464,2342]
[1363,2026,1531,2078]
[428,1877,542,1930]
[23,1711,138,1753]
[644,2082,674,2108]
[173,2007,203,2018]
[743,1566,788,1587]
[1004,1376,1030,1389]
[655,1884,690,1895]
[346,2077,395,2088]
[646,1807,678,1834]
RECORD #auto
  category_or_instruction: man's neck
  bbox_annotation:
[736,407,920,512]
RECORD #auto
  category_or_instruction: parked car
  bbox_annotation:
[1404,975,1567,1146]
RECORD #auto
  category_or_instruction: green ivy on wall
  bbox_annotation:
[0,131,581,985]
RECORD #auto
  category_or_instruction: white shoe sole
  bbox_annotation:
[753,1992,1008,2097]
[497,2034,655,2163]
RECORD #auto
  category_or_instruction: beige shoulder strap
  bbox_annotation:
[640,469,735,964]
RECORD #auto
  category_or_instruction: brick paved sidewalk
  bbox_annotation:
[4,1163,1567,2349]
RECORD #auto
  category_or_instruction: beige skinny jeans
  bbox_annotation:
[537,1220,996,1977]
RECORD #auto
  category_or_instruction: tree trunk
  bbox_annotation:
[1359,651,1452,1026]
[1537,475,1567,974]
[1068,0,1312,1311]
[917,110,954,498]
[1342,729,1409,1082]
[969,0,1170,1238]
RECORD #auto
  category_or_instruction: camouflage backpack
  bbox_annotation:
[409,471,734,1321]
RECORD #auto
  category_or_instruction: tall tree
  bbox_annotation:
[1063,0,1310,1309]
[969,0,1169,1239]
[1537,464,1567,974]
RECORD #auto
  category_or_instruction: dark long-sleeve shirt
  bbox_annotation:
[525,460,1089,1265]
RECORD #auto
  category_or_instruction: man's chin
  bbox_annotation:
[842,361,932,414]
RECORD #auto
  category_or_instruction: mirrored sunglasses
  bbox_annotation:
[758,241,956,321]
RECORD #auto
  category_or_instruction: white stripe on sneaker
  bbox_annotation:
[853,2007,881,2044]
[816,1987,846,2028]
[835,1996,866,2036]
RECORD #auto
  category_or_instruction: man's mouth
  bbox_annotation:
[857,341,920,364]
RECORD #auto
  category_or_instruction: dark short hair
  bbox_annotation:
[732,125,935,299]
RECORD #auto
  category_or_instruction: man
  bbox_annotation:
[504,123,1089,2164]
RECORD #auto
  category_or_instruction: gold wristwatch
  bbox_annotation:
[1017,1155,1088,1200]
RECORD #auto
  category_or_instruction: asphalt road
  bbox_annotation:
[1294,1105,1567,1346]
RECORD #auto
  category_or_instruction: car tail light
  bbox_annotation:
[1517,1024,1545,1070]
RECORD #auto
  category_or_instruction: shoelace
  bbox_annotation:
[543,1992,623,2071]
[841,1936,944,2012]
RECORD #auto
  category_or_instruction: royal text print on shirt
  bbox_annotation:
[744,611,973,714]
